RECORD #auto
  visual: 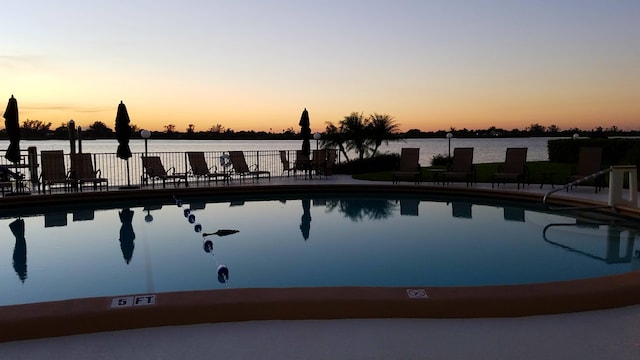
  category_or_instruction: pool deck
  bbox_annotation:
[1,176,640,359]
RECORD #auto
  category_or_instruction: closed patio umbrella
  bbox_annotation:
[4,95,20,164]
[115,101,135,188]
[298,108,311,178]
[299,108,311,159]
[115,101,132,160]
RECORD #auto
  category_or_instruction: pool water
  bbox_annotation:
[1,193,639,306]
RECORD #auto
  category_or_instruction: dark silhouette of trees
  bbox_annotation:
[209,124,224,133]
[526,123,546,135]
[3,115,638,141]
[367,113,402,156]
[340,112,369,160]
[89,121,113,138]
[20,119,52,137]
[322,112,403,160]
[323,123,349,161]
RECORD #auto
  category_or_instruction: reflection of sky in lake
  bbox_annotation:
[1,193,639,306]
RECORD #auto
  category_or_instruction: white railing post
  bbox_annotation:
[608,165,638,208]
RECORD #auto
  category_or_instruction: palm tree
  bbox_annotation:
[323,122,349,161]
[367,113,402,156]
[340,112,369,160]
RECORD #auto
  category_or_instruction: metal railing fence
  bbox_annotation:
[0,148,318,192]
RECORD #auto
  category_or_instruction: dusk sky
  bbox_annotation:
[2,1,639,133]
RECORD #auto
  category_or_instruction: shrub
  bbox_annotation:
[548,138,640,166]
[430,153,451,167]
[335,153,400,174]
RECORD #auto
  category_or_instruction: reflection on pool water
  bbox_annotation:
[1,193,640,306]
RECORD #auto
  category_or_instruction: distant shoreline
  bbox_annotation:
[1,133,639,142]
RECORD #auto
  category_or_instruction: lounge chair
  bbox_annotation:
[294,150,311,179]
[443,147,475,186]
[70,153,109,191]
[492,147,529,189]
[0,165,18,196]
[141,156,188,188]
[40,150,73,193]
[311,149,328,178]
[0,180,12,196]
[228,151,271,181]
[392,148,420,184]
[567,147,605,193]
[187,152,229,185]
[279,151,296,177]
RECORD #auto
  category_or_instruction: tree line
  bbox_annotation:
[1,117,638,144]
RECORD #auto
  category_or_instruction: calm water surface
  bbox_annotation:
[1,137,556,165]
[1,192,639,306]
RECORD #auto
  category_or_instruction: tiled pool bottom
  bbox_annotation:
[1,184,640,342]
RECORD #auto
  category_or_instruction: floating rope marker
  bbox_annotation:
[217,264,229,283]
[203,240,213,253]
[171,196,233,287]
[203,229,240,237]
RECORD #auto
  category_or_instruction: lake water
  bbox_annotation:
[1,137,558,166]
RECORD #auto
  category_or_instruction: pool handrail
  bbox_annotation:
[543,218,639,264]
[543,167,612,210]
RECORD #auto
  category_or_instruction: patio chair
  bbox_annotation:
[279,151,296,177]
[392,148,420,184]
[228,151,271,182]
[311,149,328,178]
[0,180,12,196]
[443,147,475,186]
[187,152,229,185]
[141,156,188,188]
[491,147,529,189]
[294,150,311,178]
[70,153,109,191]
[567,147,605,193]
[0,165,17,196]
[40,150,73,193]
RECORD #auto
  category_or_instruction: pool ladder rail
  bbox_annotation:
[543,166,638,211]
[542,220,640,264]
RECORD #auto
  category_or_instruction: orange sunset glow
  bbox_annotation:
[2,1,639,133]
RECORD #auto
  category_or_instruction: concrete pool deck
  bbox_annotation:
[1,176,640,359]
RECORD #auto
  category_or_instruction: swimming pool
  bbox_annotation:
[1,191,639,307]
